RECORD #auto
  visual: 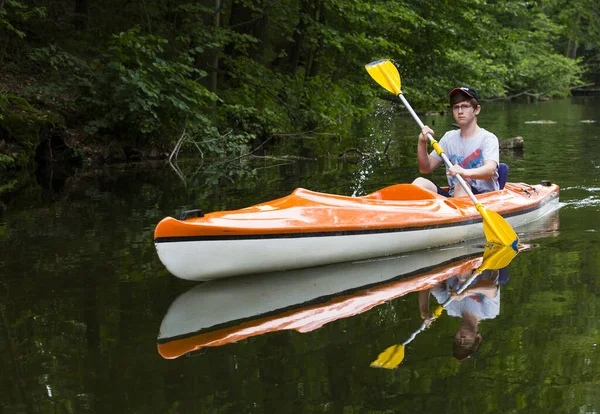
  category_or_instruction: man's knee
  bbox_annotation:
[453,186,467,197]
[412,177,437,192]
[412,177,428,186]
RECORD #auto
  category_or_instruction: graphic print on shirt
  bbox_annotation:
[448,149,483,191]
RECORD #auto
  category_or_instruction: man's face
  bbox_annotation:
[452,100,480,126]
[454,325,480,347]
[453,329,483,360]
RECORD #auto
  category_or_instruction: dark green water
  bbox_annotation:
[1,97,599,413]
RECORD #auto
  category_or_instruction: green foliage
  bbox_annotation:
[2,113,38,148]
[0,0,46,39]
[218,54,369,152]
[28,28,221,152]
[0,153,16,170]
[3,0,599,162]
[508,46,583,97]
[400,0,585,101]
[185,120,255,161]
[82,27,218,142]
[28,44,87,74]
[498,7,584,97]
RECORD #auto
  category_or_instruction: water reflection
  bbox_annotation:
[369,211,560,371]
[157,243,490,359]
[371,243,519,369]
[158,208,559,360]
[423,246,514,362]
[434,267,503,361]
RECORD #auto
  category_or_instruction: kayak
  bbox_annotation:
[156,210,559,359]
[154,181,559,281]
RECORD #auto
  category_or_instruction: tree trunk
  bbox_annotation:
[253,12,268,64]
[225,0,256,58]
[287,0,317,76]
[306,0,323,78]
[210,0,221,95]
[566,38,579,59]
[566,14,581,59]
[74,0,89,30]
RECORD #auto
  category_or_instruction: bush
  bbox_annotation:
[81,27,218,144]
[29,27,219,149]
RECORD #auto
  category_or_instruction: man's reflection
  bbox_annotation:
[418,268,505,360]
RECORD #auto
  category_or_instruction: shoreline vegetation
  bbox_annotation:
[1,0,598,197]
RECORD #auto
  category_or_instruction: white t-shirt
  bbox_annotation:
[430,128,500,195]
[431,272,500,320]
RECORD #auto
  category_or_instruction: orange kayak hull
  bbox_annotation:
[154,182,559,281]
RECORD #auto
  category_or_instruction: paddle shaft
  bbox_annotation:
[397,94,479,206]
[439,266,484,309]
[402,321,428,346]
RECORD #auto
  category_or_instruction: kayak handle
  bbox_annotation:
[180,209,204,220]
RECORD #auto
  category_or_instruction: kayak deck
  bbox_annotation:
[154,182,559,240]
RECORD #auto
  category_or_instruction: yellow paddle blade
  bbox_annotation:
[432,304,445,319]
[370,344,405,369]
[475,243,519,274]
[476,204,519,248]
[365,60,401,95]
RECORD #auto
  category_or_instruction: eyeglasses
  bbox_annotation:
[452,104,473,112]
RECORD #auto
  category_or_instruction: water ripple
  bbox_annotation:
[562,185,600,190]
[561,196,600,209]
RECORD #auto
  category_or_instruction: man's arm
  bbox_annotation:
[419,290,432,319]
[448,159,497,179]
[450,281,498,300]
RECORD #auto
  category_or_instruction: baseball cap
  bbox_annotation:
[449,86,479,101]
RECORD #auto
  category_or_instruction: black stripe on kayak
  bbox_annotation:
[154,194,558,244]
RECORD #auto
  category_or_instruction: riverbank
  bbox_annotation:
[0,68,170,202]
[1,71,165,165]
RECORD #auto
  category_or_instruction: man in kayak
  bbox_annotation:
[412,86,500,197]
[419,269,501,361]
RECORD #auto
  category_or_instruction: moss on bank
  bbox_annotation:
[0,93,65,168]
[0,92,67,198]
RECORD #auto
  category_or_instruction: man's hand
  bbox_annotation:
[447,164,467,178]
[450,291,466,301]
[420,311,434,328]
[419,126,434,144]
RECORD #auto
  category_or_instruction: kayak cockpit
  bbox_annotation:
[364,184,439,201]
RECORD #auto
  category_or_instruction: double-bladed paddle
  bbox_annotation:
[365,59,519,249]
[370,243,518,369]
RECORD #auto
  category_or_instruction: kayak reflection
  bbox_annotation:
[157,209,560,360]
[158,244,488,359]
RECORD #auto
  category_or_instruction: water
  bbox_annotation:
[1,98,599,413]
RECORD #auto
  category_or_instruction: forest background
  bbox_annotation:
[0,0,599,182]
